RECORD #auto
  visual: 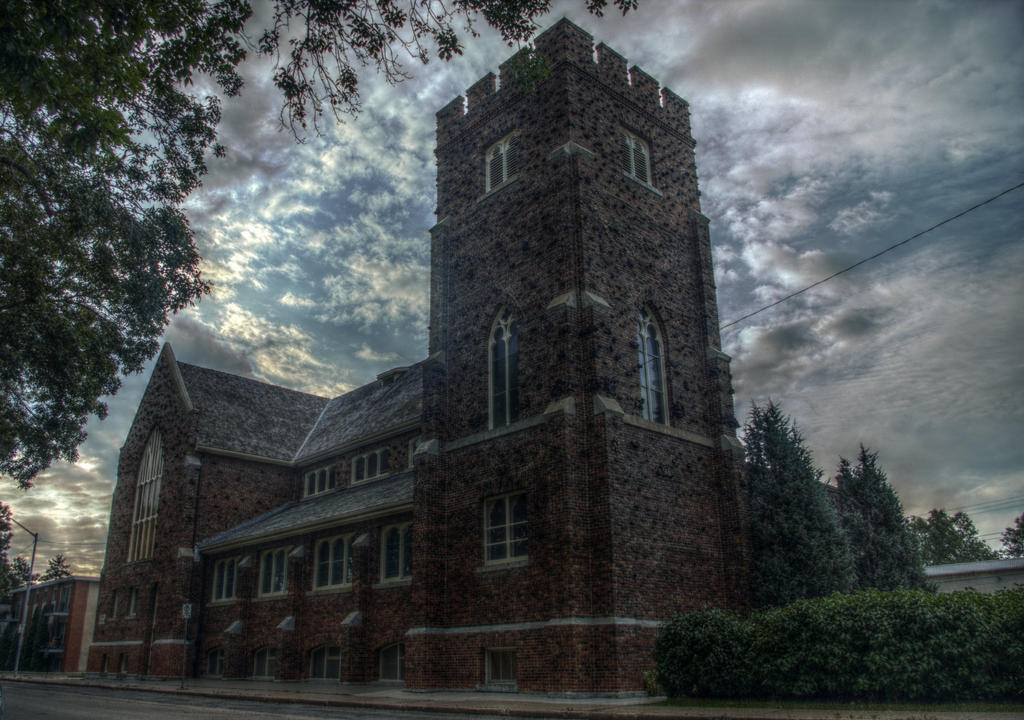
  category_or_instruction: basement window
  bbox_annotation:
[486,648,517,686]
[380,643,405,681]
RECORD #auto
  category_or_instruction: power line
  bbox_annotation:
[720,180,1024,331]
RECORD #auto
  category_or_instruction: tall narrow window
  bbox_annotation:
[620,129,651,185]
[128,429,163,562]
[637,309,667,424]
[314,536,352,589]
[380,523,412,581]
[259,548,288,596]
[212,558,237,601]
[485,133,521,192]
[490,310,518,429]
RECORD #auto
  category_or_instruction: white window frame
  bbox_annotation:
[379,642,405,681]
[407,437,420,468]
[212,557,237,601]
[637,307,668,424]
[304,466,335,497]
[313,535,353,590]
[485,132,521,192]
[489,309,518,429]
[379,523,412,582]
[258,547,289,597]
[128,429,163,562]
[253,647,277,678]
[309,645,342,680]
[352,448,390,484]
[486,648,517,685]
[620,128,652,185]
[484,492,528,564]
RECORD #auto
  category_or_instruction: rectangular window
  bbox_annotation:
[313,536,353,589]
[380,523,412,581]
[212,558,237,601]
[111,590,119,619]
[407,437,420,468]
[485,493,528,563]
[486,649,517,685]
[127,587,137,617]
[259,548,288,596]
[304,466,335,497]
[352,448,390,483]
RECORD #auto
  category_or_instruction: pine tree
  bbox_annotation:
[744,402,855,607]
[39,553,72,581]
[835,446,927,590]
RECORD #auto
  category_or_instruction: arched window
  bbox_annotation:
[253,647,277,678]
[486,133,521,192]
[309,645,341,680]
[490,309,518,429]
[637,309,667,424]
[128,429,163,562]
[313,536,352,589]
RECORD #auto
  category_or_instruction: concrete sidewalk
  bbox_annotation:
[1,673,1018,720]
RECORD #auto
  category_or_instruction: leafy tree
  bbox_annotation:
[744,402,855,607]
[999,513,1024,558]
[909,509,998,565]
[0,621,16,670]
[835,446,927,590]
[0,501,31,603]
[1,0,637,488]
[18,605,47,671]
[39,553,72,581]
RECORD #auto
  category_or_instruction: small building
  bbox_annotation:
[925,557,1024,593]
[9,576,100,672]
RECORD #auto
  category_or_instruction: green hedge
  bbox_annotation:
[654,588,1023,701]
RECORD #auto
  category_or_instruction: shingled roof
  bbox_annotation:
[294,362,424,463]
[177,362,329,462]
[199,470,414,551]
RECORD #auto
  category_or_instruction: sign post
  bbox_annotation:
[180,603,192,689]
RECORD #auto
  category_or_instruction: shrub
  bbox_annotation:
[655,588,1024,701]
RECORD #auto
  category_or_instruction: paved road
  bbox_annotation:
[0,683,550,720]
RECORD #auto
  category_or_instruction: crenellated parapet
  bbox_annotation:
[436,17,692,144]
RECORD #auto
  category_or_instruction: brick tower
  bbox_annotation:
[410,19,750,693]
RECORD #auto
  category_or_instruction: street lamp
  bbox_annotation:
[11,517,38,676]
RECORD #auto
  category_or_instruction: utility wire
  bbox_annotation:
[720,180,1024,331]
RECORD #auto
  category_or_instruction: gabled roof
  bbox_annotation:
[199,470,414,552]
[176,362,329,462]
[294,362,424,463]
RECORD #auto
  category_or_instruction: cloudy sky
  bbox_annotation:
[5,0,1023,574]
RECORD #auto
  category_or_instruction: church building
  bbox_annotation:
[86,19,751,694]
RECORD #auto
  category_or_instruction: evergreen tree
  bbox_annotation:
[908,509,998,565]
[835,446,927,590]
[39,553,72,581]
[744,402,855,607]
[999,513,1024,558]
[19,605,46,671]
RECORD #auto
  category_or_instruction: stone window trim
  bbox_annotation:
[312,534,354,590]
[619,127,655,189]
[303,466,336,497]
[352,447,390,484]
[128,429,163,563]
[483,492,528,565]
[637,307,669,425]
[484,132,521,193]
[258,547,290,597]
[378,522,412,583]
[211,557,238,602]
[489,308,519,430]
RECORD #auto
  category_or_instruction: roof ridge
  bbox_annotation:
[177,361,330,402]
